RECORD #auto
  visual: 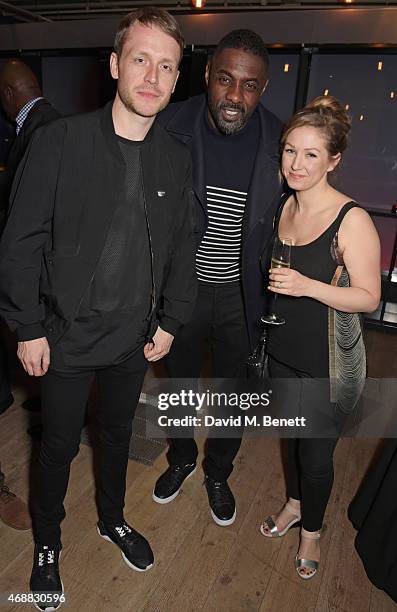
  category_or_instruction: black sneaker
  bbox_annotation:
[30,543,64,611]
[204,477,236,526]
[97,520,154,572]
[152,463,196,504]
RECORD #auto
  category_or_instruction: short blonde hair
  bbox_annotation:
[114,7,184,62]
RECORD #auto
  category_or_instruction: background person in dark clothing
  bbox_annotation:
[0,59,60,231]
[349,439,397,604]
[0,8,196,610]
[153,30,283,527]
[0,59,60,533]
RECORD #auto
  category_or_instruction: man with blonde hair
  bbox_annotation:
[0,8,196,609]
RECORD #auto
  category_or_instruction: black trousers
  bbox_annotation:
[164,281,251,481]
[268,356,338,532]
[33,350,147,545]
[0,333,13,415]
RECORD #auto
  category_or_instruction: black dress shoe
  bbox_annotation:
[204,476,236,526]
[97,520,154,571]
[152,463,196,504]
[30,542,64,611]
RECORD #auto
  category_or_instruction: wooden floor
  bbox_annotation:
[0,328,396,612]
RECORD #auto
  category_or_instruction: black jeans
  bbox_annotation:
[268,355,338,532]
[33,351,147,545]
[165,281,250,481]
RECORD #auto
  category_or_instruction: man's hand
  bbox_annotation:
[17,337,50,376]
[144,326,174,362]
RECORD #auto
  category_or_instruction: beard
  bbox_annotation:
[207,96,250,135]
[118,83,169,119]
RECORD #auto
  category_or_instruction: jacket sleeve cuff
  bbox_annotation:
[157,316,181,338]
[16,323,47,342]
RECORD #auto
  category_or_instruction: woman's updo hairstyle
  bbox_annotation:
[281,96,351,157]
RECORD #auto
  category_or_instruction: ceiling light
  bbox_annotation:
[323,89,329,96]
[391,92,395,99]
[345,104,350,110]
[359,114,364,121]
[284,64,289,73]
[192,0,206,7]
[378,61,383,71]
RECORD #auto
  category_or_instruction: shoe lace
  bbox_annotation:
[114,523,140,544]
[166,464,193,487]
[207,480,230,505]
[115,524,131,538]
[38,546,56,567]
[0,485,16,504]
[168,466,184,485]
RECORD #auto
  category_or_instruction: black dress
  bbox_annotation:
[349,439,397,604]
[259,197,370,531]
[267,197,366,416]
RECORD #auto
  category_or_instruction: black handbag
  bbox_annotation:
[246,327,269,379]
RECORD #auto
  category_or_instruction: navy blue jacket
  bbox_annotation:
[158,94,283,349]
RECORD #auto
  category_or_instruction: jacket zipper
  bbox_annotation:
[139,154,156,323]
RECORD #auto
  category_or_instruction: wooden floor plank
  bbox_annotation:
[202,541,273,612]
[259,570,317,612]
[370,586,397,612]
[141,518,235,612]
[236,438,287,570]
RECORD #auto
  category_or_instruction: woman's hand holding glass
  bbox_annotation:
[268,267,314,298]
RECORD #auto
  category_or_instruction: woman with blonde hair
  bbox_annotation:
[259,96,381,579]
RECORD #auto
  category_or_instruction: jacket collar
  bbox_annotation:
[165,93,281,159]
[100,100,164,163]
[165,94,207,139]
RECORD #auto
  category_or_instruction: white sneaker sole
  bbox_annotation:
[152,466,197,504]
[97,527,153,572]
[210,508,236,527]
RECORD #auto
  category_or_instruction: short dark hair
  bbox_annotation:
[114,7,184,60]
[213,29,269,72]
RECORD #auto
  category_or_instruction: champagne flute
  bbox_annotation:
[261,236,292,325]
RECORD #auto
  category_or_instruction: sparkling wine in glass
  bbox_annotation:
[261,236,292,326]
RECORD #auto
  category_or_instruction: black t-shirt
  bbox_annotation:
[51,133,152,370]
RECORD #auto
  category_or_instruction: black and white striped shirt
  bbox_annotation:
[197,111,259,283]
[196,185,247,283]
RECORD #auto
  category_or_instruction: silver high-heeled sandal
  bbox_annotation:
[295,528,321,580]
[260,501,301,538]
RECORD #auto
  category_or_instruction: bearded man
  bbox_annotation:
[153,29,283,527]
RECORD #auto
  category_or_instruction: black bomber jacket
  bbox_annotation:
[0,102,197,344]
